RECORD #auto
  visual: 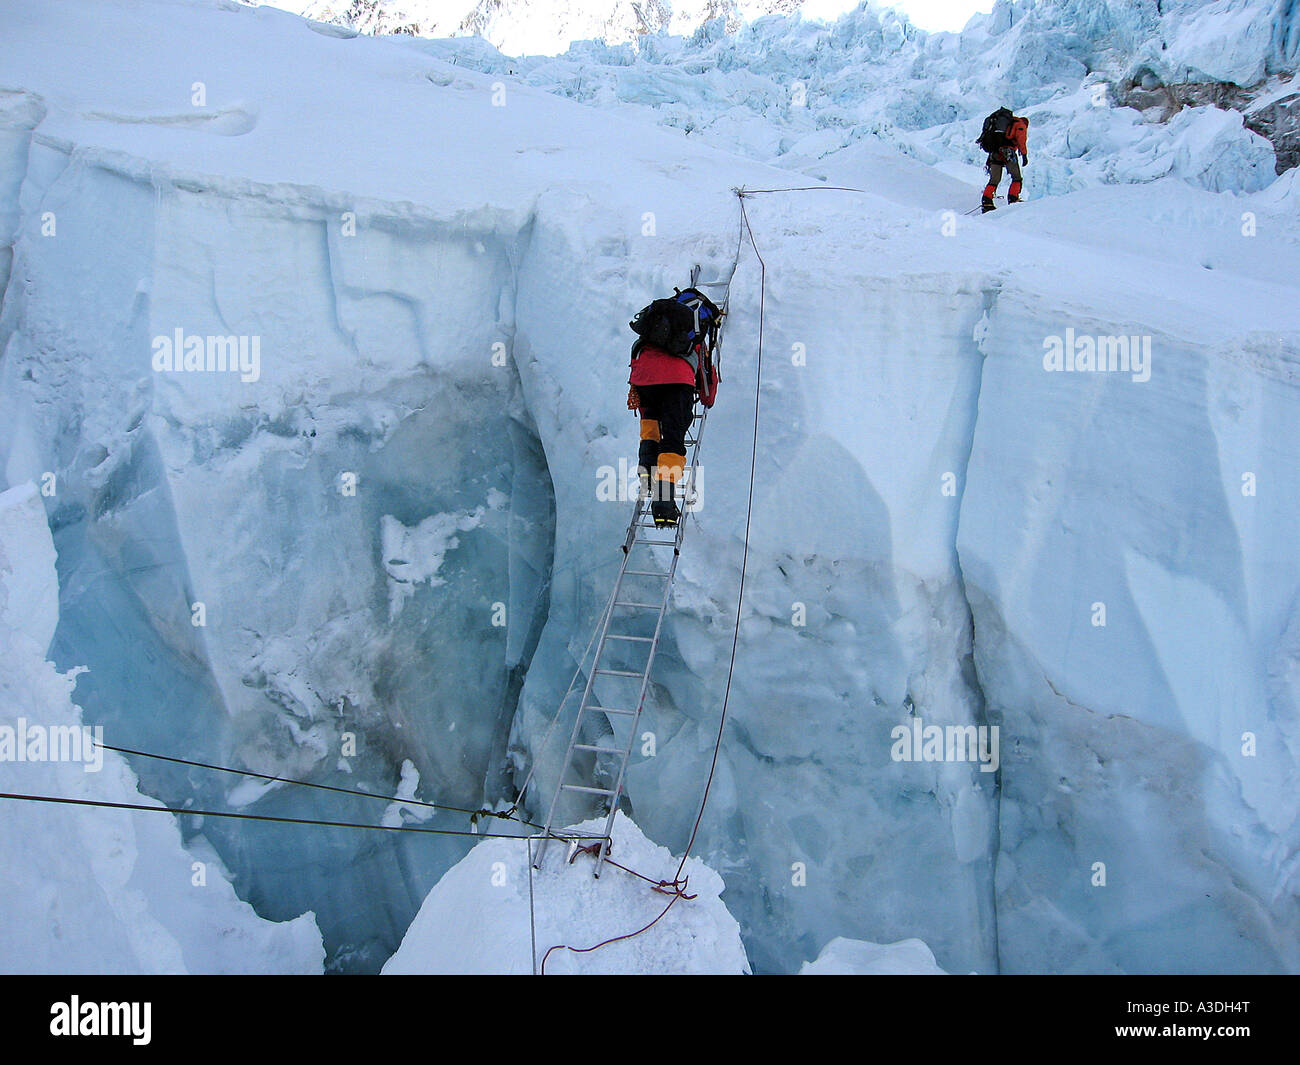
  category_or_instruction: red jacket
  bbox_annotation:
[1005,116,1028,158]
[629,344,696,388]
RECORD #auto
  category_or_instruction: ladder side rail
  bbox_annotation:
[533,548,634,863]
[538,262,730,871]
[677,404,707,549]
[592,546,683,877]
[587,396,706,870]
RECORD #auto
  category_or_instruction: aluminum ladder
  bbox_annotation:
[532,401,710,877]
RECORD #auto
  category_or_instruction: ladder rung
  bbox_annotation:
[536,371,706,868]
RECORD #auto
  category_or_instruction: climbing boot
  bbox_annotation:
[652,499,680,528]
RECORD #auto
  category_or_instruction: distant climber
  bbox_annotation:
[977,107,1029,213]
[625,287,722,528]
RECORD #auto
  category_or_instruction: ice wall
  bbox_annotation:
[0,0,570,969]
[0,482,325,973]
[513,171,1300,975]
[961,229,1300,972]
[0,0,1000,973]
[0,135,562,970]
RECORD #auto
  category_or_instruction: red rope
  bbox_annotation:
[538,841,696,974]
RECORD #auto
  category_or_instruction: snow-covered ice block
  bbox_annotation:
[383,812,750,974]
[800,936,949,975]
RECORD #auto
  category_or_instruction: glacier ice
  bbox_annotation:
[400,0,1298,195]
[383,811,751,973]
[0,0,1298,976]
[0,482,325,973]
[799,935,949,974]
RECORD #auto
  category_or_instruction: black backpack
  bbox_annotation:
[629,287,722,358]
[977,107,1014,152]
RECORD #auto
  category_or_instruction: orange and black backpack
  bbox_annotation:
[978,108,1028,155]
[977,107,1013,152]
[1006,115,1029,155]
[629,287,723,406]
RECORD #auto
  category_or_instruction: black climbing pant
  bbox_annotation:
[635,383,695,501]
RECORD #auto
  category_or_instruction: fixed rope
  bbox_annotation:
[95,741,538,828]
[538,838,698,974]
[0,789,522,839]
[0,787,687,973]
[737,184,868,195]
[670,188,766,884]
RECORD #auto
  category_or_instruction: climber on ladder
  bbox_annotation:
[626,287,723,527]
[529,271,729,877]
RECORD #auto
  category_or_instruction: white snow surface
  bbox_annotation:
[0,482,325,973]
[383,812,750,973]
[287,0,812,56]
[1,0,1298,975]
[302,0,1297,197]
[800,935,949,973]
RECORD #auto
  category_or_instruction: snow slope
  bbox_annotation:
[0,482,325,973]
[287,0,813,56]
[2,0,1298,975]
[383,812,750,973]
[397,0,1295,196]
